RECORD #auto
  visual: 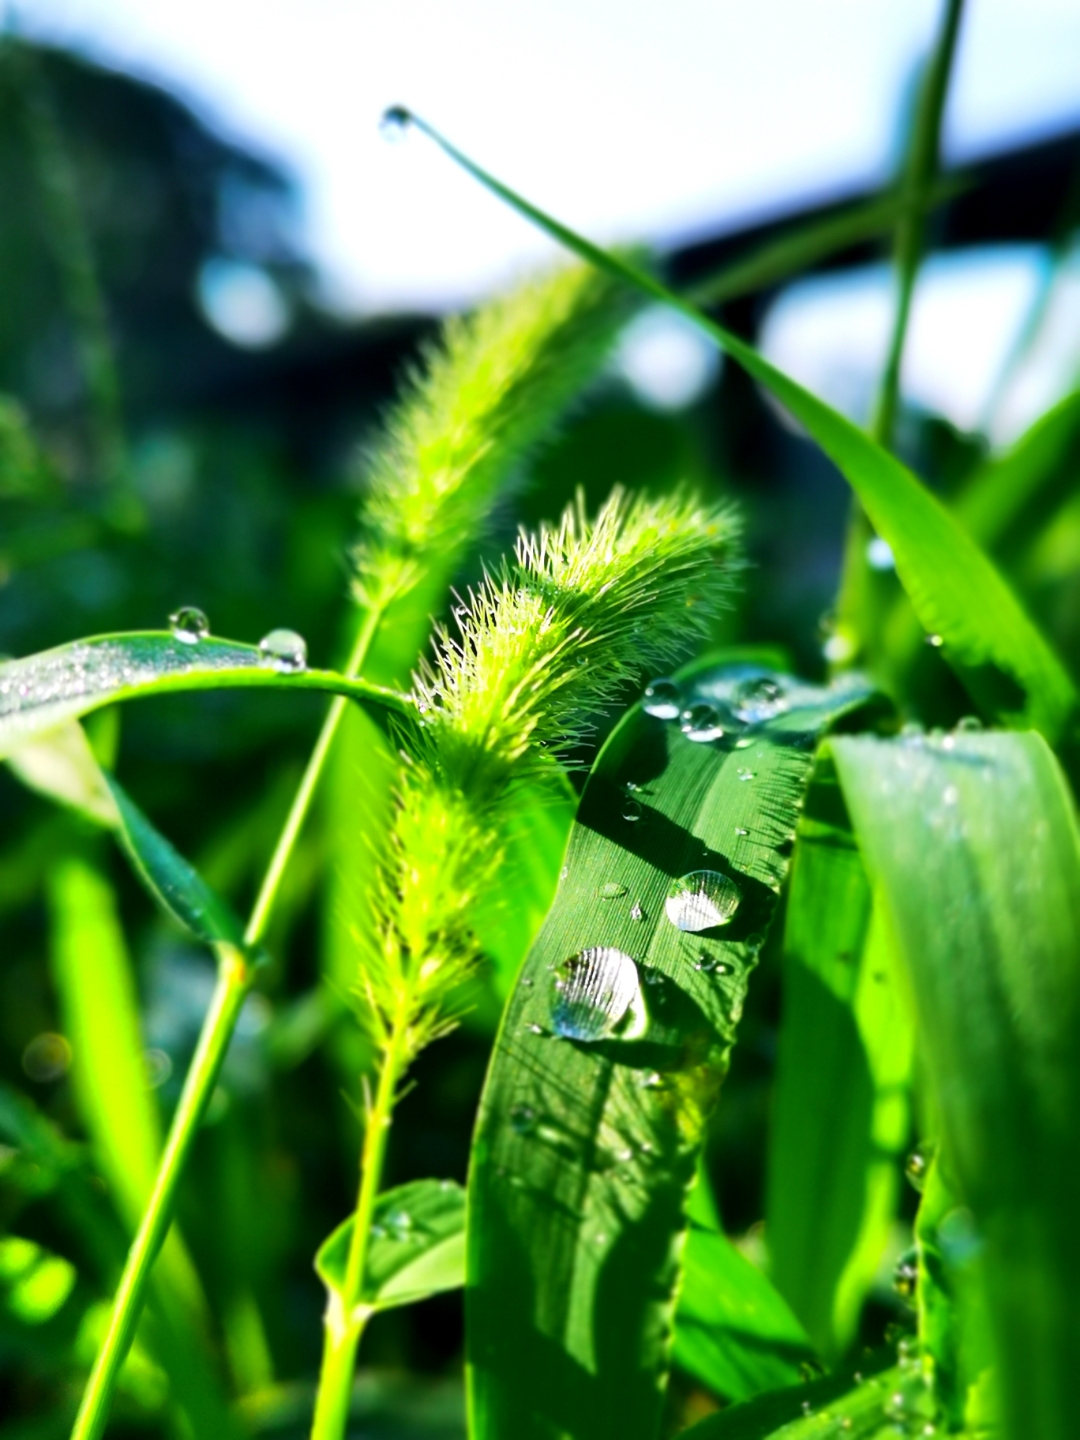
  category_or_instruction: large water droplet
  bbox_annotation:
[169,606,209,644]
[622,798,643,822]
[380,105,412,141]
[551,947,643,1041]
[642,678,681,719]
[665,871,741,931]
[680,703,725,741]
[509,1103,536,1135]
[258,628,307,672]
[731,676,787,723]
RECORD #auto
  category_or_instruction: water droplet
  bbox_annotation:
[509,1104,536,1135]
[598,882,627,900]
[736,766,755,782]
[732,676,787,723]
[385,1208,413,1241]
[745,932,764,948]
[642,677,681,719]
[630,901,644,921]
[734,736,754,749]
[380,105,412,141]
[21,1032,72,1083]
[523,1022,544,1035]
[258,628,307,672]
[893,1249,918,1299]
[551,947,644,1042]
[801,1401,813,1417]
[622,798,643,822]
[734,826,749,836]
[680,702,725,741]
[905,1142,934,1191]
[521,977,534,987]
[956,715,983,732]
[925,633,944,648]
[168,606,209,644]
[665,871,741,932]
[560,866,569,880]
[639,1070,662,1088]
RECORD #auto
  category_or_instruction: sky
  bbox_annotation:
[16,0,1080,315]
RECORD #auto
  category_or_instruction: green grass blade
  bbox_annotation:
[830,729,1080,1440]
[766,765,914,1357]
[466,664,877,1440]
[684,180,965,310]
[400,113,1077,741]
[678,1361,907,1439]
[316,1180,466,1313]
[674,1216,814,1404]
[956,387,1080,548]
[0,631,409,758]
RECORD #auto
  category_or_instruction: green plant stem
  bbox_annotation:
[310,1002,411,1440]
[69,607,384,1440]
[71,944,252,1440]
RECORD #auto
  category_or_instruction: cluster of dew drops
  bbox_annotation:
[168,606,308,673]
[539,671,778,1048]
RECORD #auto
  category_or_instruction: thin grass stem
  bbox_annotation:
[70,944,252,1440]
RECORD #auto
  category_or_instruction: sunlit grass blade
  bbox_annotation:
[0,631,409,759]
[675,1174,814,1404]
[830,729,1080,1440]
[316,1179,466,1314]
[397,111,1077,741]
[678,1360,907,1439]
[47,853,244,1438]
[766,762,914,1357]
[466,663,877,1440]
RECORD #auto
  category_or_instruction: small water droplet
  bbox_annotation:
[630,901,644,921]
[639,1070,662,1088]
[385,1208,413,1241]
[866,535,895,571]
[956,715,983,732]
[665,871,741,932]
[853,1372,863,1384]
[893,1249,918,1299]
[622,798,643,822]
[521,977,534,987]
[734,736,754,749]
[905,1142,935,1191]
[801,1400,813,1417]
[524,1022,544,1035]
[680,702,725,741]
[560,866,569,880]
[510,1104,536,1135]
[925,633,944,648]
[598,882,627,900]
[379,105,412,141]
[734,826,749,836]
[642,677,681,719]
[736,767,755,782]
[258,628,307,672]
[168,606,209,644]
[732,676,787,723]
[551,947,643,1042]
[745,932,764,947]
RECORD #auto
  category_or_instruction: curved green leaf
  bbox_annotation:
[403,113,1076,740]
[830,729,1080,1440]
[316,1180,466,1313]
[0,631,410,759]
[466,663,878,1440]
[767,762,914,1357]
[678,1361,914,1440]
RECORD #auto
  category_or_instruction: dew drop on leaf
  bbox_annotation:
[665,871,741,931]
[905,1141,935,1191]
[736,766,755,781]
[168,606,209,644]
[680,702,725,741]
[732,676,787,723]
[893,1248,918,1299]
[551,946,642,1041]
[630,901,644,921]
[622,798,643,822]
[642,677,681,719]
[258,628,307,672]
[597,882,627,900]
[925,633,944,648]
[956,715,983,732]
[509,1104,536,1136]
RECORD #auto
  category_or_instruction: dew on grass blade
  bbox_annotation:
[622,797,643,822]
[736,766,755,781]
[551,947,642,1041]
[642,677,681,719]
[258,628,307,673]
[380,105,412,142]
[731,676,787,723]
[894,1249,918,1299]
[665,871,741,932]
[168,606,209,644]
[905,1141,935,1192]
[630,901,644,921]
[509,1104,536,1136]
[597,882,627,900]
[680,703,725,741]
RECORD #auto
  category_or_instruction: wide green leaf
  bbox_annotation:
[0,630,409,759]
[466,663,878,1440]
[316,1180,466,1312]
[403,114,1076,740]
[830,729,1080,1440]
[767,761,913,1357]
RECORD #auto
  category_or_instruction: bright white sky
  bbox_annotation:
[16,0,1080,315]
